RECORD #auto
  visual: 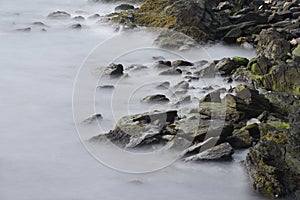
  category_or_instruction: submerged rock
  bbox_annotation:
[48,11,71,19]
[142,94,169,103]
[159,68,182,75]
[155,81,170,90]
[115,4,135,11]
[16,27,31,32]
[83,113,103,124]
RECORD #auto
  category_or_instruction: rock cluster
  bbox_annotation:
[91,0,300,198]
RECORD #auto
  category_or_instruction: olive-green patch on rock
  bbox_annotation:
[133,0,219,43]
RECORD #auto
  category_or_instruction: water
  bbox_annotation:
[0,0,268,199]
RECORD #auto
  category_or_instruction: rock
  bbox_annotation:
[223,86,270,118]
[203,86,214,91]
[246,139,286,198]
[153,60,171,68]
[97,85,114,89]
[200,89,222,103]
[173,81,189,90]
[159,68,182,75]
[73,16,85,21]
[223,27,242,44]
[90,110,178,148]
[256,29,290,60]
[184,142,234,161]
[142,94,169,103]
[153,30,199,50]
[181,137,220,157]
[88,14,100,19]
[126,64,147,71]
[152,56,165,60]
[227,128,253,148]
[32,22,47,26]
[194,62,216,78]
[105,63,124,77]
[171,60,194,67]
[155,81,170,90]
[115,4,135,11]
[215,58,239,75]
[174,95,191,105]
[83,113,103,124]
[48,11,71,19]
[70,23,82,30]
[264,92,299,116]
[257,61,300,95]
[216,1,233,10]
[16,27,31,32]
[133,0,219,43]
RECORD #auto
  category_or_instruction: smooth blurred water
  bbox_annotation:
[0,0,268,199]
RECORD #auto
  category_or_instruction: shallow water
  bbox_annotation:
[0,0,269,199]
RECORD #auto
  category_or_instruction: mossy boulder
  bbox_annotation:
[256,29,290,61]
[131,0,221,43]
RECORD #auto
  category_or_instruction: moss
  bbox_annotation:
[292,44,300,57]
[294,86,300,95]
[134,0,178,29]
[261,130,287,144]
[232,56,249,66]
[247,57,257,70]
[267,121,290,130]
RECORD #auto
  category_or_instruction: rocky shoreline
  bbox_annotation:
[87,0,300,199]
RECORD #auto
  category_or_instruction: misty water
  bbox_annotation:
[0,0,269,199]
